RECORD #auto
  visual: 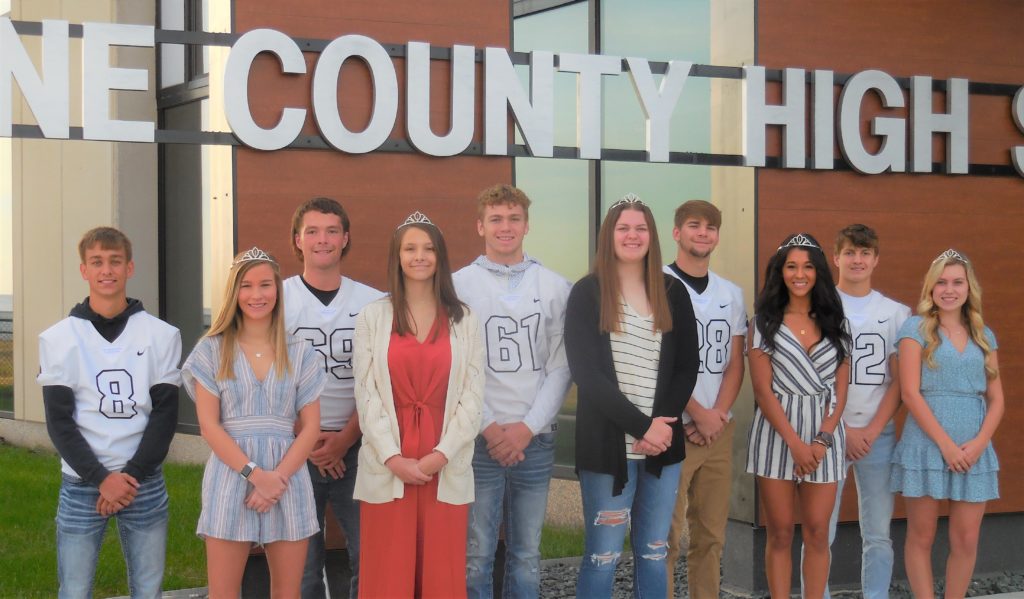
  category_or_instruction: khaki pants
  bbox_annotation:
[666,420,735,599]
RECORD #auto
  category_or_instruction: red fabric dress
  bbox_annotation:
[359,318,469,598]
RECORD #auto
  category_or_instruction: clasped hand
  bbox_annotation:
[96,472,139,516]
[310,431,351,480]
[245,468,288,513]
[631,416,677,456]
[483,422,532,466]
[790,441,826,478]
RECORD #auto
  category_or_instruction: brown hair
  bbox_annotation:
[290,197,352,261]
[206,252,290,380]
[476,184,531,220]
[387,222,466,340]
[78,227,133,262]
[834,223,879,255]
[673,199,721,229]
[594,200,672,334]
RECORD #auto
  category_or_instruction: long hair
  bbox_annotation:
[916,253,997,379]
[593,200,672,334]
[754,234,850,362]
[206,252,290,380]
[387,222,466,339]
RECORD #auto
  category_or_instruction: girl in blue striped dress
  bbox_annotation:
[746,233,851,599]
[182,248,325,598]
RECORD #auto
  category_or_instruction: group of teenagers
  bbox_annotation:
[38,184,1004,599]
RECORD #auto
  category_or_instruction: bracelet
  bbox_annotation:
[811,438,829,449]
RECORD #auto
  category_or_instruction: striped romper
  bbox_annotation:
[746,323,846,483]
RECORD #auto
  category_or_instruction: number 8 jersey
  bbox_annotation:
[37,311,182,479]
[663,267,748,424]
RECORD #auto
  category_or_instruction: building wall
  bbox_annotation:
[10,0,159,422]
[232,1,513,288]
[755,0,1024,519]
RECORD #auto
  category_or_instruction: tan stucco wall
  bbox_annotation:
[10,0,158,422]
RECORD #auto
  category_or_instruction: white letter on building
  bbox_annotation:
[812,70,834,170]
[837,70,906,174]
[626,57,691,163]
[910,76,968,174]
[82,22,155,143]
[743,66,807,169]
[0,17,69,138]
[406,42,475,157]
[1013,86,1024,178]
[483,47,553,157]
[313,34,398,154]
[223,29,306,151]
[559,53,621,160]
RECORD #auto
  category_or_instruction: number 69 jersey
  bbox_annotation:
[37,312,182,479]
[283,276,385,430]
[663,267,747,424]
[838,289,911,428]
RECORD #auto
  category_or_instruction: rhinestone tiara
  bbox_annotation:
[777,233,821,252]
[609,192,646,211]
[932,248,968,264]
[232,247,275,267]
[397,211,435,230]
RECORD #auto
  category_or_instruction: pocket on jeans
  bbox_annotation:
[533,432,556,450]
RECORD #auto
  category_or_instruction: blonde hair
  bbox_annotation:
[206,253,290,380]
[916,254,997,379]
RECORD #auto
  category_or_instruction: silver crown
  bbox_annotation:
[609,193,646,211]
[777,233,821,252]
[233,247,275,267]
[932,248,968,264]
[397,211,435,230]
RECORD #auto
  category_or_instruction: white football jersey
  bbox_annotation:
[663,266,747,423]
[453,261,571,433]
[838,289,911,428]
[37,312,181,478]
[284,275,385,430]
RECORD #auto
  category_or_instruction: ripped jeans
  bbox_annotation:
[577,461,681,598]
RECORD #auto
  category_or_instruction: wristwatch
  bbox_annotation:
[239,462,258,480]
[814,431,834,449]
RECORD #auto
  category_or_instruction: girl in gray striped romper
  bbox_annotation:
[182,248,326,597]
[746,233,851,599]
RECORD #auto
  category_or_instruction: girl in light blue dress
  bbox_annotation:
[891,249,1004,599]
[182,248,325,598]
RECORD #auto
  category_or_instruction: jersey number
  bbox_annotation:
[485,314,541,373]
[95,369,137,419]
[293,327,354,380]
[850,332,886,386]
[695,318,731,374]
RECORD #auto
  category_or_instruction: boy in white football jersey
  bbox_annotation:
[287,197,384,599]
[39,227,182,598]
[455,184,572,599]
[663,200,747,599]
[823,224,910,599]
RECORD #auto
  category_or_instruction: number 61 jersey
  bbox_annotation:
[37,311,182,479]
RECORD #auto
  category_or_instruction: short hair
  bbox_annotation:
[834,224,879,255]
[476,184,531,220]
[78,227,132,262]
[290,197,352,261]
[673,200,722,229]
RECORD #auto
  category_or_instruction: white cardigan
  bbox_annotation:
[353,298,483,505]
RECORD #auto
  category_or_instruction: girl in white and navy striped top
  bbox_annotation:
[746,233,850,599]
[565,195,699,598]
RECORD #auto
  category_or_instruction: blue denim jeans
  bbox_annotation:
[577,461,682,599]
[56,471,169,599]
[820,423,897,599]
[301,441,360,599]
[466,431,556,599]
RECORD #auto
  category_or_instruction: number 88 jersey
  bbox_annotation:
[663,267,747,423]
